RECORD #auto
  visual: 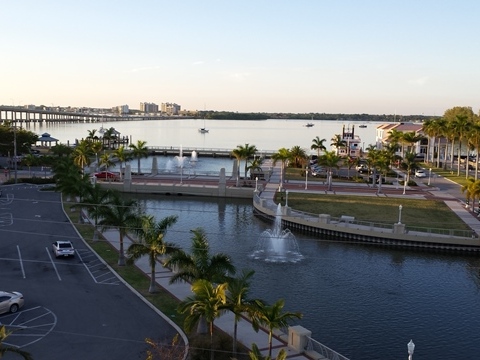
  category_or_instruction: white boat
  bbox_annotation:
[198,117,209,133]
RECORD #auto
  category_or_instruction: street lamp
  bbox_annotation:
[305,167,308,190]
[398,205,403,224]
[428,168,432,186]
[286,190,289,207]
[407,339,415,360]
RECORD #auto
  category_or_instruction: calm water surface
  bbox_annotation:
[27,118,378,152]
[133,195,480,360]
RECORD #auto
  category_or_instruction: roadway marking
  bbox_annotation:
[45,247,62,281]
[0,212,13,226]
[76,249,120,285]
[0,193,14,205]
[16,245,26,279]
[0,306,57,349]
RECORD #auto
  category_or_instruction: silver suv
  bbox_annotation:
[52,241,75,258]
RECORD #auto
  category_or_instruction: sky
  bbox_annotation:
[1,0,479,116]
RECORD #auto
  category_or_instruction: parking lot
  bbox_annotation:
[0,184,178,359]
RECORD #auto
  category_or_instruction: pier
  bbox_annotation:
[147,146,276,158]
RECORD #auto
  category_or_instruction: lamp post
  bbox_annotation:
[286,190,289,207]
[13,118,17,184]
[407,339,415,360]
[305,167,308,190]
[255,177,258,192]
[398,205,403,224]
[428,168,432,186]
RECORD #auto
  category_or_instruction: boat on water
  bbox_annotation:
[305,123,314,127]
[359,124,367,128]
[198,116,209,133]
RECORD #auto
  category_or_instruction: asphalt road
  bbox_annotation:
[0,184,179,360]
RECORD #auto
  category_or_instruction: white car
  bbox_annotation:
[52,241,75,258]
[415,169,427,178]
[0,291,24,314]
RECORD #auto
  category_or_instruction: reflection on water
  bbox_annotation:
[132,194,480,360]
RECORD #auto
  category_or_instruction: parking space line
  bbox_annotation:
[75,249,99,284]
[16,245,26,279]
[45,248,62,281]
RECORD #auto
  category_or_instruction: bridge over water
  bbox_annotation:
[0,106,189,124]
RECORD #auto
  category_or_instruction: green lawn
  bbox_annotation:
[276,192,470,231]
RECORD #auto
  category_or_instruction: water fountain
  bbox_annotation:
[175,145,189,183]
[250,203,303,263]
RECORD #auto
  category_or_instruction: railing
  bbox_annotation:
[305,337,350,360]
[253,194,475,240]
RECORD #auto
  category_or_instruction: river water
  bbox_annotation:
[33,119,480,359]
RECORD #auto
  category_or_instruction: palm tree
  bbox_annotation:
[250,298,302,358]
[52,157,90,202]
[310,136,327,159]
[129,140,149,175]
[271,148,291,191]
[451,115,471,176]
[98,191,139,266]
[467,120,480,180]
[0,325,33,360]
[317,151,341,190]
[127,214,179,293]
[232,143,258,185]
[178,280,229,360]
[247,156,265,180]
[81,183,113,240]
[400,151,418,184]
[330,134,346,156]
[248,343,287,360]
[226,269,256,357]
[113,146,130,180]
[22,153,37,177]
[387,129,404,157]
[86,128,99,142]
[288,145,308,168]
[90,141,103,172]
[102,127,116,149]
[73,139,93,174]
[99,152,115,176]
[165,227,236,285]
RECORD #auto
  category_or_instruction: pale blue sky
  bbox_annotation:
[1,0,479,115]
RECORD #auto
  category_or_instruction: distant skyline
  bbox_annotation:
[1,1,479,116]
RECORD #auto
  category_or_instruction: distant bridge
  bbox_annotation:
[0,106,190,124]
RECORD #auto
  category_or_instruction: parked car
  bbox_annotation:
[415,169,427,178]
[94,171,119,180]
[52,241,75,258]
[311,166,325,177]
[0,291,24,314]
[356,164,368,173]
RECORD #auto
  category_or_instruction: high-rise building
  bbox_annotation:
[161,102,181,115]
[140,102,159,113]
